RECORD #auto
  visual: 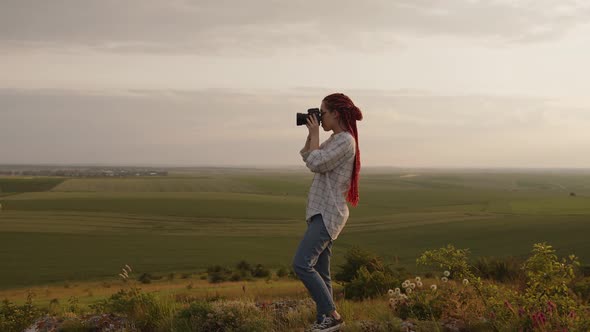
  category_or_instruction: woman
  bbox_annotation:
[293,93,362,332]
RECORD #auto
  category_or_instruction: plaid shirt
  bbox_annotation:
[300,131,356,240]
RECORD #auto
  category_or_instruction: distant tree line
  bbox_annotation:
[0,167,168,177]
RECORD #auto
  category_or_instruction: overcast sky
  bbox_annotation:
[1,0,589,168]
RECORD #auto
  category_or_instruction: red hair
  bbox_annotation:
[322,93,363,207]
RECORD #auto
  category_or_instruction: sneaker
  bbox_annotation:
[304,314,328,332]
[311,315,345,332]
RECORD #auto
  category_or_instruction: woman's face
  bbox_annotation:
[320,101,339,132]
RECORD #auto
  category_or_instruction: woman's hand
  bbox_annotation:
[306,114,320,152]
[306,114,320,138]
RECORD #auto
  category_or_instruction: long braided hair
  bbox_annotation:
[322,93,363,207]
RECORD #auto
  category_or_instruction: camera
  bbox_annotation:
[296,108,321,126]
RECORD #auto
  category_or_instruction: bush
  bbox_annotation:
[207,263,272,283]
[276,266,289,278]
[207,265,233,283]
[252,264,271,278]
[174,300,270,332]
[573,277,590,302]
[335,246,387,283]
[520,243,579,308]
[236,260,252,272]
[90,287,165,331]
[579,265,590,277]
[336,246,401,299]
[345,266,400,300]
[416,242,590,331]
[472,256,525,283]
[138,273,153,284]
[0,293,43,332]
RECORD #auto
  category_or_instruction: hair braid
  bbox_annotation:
[322,93,362,207]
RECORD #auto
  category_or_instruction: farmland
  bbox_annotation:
[1,168,590,290]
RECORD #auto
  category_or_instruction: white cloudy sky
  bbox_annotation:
[1,0,590,168]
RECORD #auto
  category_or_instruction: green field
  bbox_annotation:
[1,169,590,289]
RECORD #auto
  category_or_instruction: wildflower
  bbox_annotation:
[401,294,408,300]
[388,289,395,297]
[532,312,547,327]
[389,298,395,305]
[402,281,410,288]
[416,281,423,288]
[415,276,421,282]
[406,288,412,294]
[430,284,437,291]
[443,270,450,277]
[64,312,78,319]
[547,301,556,313]
[441,277,448,283]
[409,283,416,289]
[462,279,469,285]
[394,288,401,294]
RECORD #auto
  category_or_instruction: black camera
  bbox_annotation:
[296,108,321,126]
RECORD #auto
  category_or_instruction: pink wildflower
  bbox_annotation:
[547,300,556,314]
[489,311,496,319]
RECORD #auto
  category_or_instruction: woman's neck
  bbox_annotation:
[332,124,345,134]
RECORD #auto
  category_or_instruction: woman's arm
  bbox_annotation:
[308,133,320,152]
[301,114,320,161]
[302,135,311,152]
[305,134,355,173]
[300,135,313,162]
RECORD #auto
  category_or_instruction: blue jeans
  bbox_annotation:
[292,213,335,322]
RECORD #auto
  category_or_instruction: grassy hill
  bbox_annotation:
[1,169,590,289]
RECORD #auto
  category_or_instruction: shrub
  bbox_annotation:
[276,266,289,278]
[207,263,272,283]
[174,300,270,332]
[90,287,165,331]
[573,277,590,302]
[345,266,400,300]
[416,242,590,331]
[252,264,270,278]
[336,247,402,299]
[417,244,476,282]
[138,273,153,284]
[472,256,525,283]
[207,265,233,283]
[0,293,43,332]
[236,260,252,272]
[335,246,387,283]
[520,243,579,310]
[579,265,590,277]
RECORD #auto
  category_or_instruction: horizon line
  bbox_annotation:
[1,163,590,172]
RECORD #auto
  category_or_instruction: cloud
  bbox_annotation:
[2,0,590,55]
[1,87,589,167]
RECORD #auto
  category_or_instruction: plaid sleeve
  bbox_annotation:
[300,148,311,162]
[300,139,329,162]
[305,134,355,173]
